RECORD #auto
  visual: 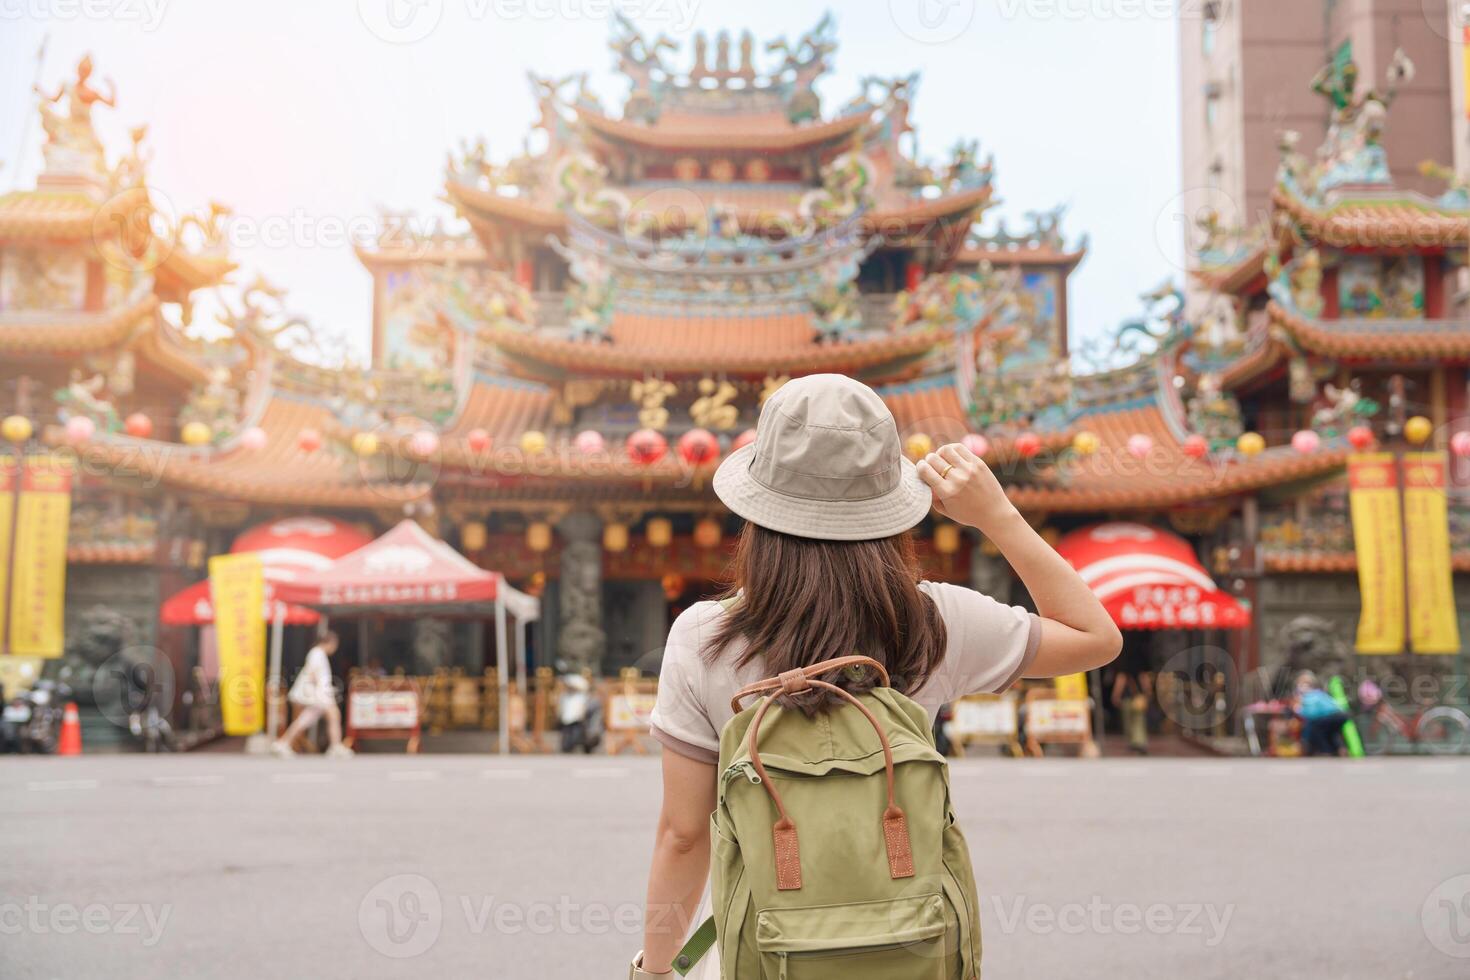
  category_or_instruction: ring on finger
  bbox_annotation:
[939,461,954,479]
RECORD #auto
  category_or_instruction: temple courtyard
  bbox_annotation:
[1,754,1465,979]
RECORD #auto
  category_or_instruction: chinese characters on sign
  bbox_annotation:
[9,456,72,658]
[209,553,266,735]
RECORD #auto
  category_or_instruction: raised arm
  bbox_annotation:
[918,443,1122,677]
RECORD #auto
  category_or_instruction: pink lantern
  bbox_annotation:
[732,429,757,452]
[64,416,95,446]
[1126,434,1153,459]
[1013,433,1042,459]
[677,428,719,465]
[961,433,990,458]
[409,430,440,457]
[1451,431,1470,458]
[1291,429,1320,454]
[465,428,492,453]
[240,426,268,451]
[573,429,606,455]
[627,428,668,466]
[297,428,323,453]
[1182,434,1209,459]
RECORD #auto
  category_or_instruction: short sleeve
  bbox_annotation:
[921,581,1041,703]
[648,603,721,763]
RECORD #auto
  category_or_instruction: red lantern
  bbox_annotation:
[677,428,719,465]
[1013,432,1041,459]
[626,428,668,466]
[733,429,757,451]
[1347,425,1375,450]
[124,412,153,439]
[1182,434,1209,459]
[298,428,323,453]
[466,428,492,453]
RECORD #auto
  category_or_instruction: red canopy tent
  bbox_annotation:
[1054,522,1250,631]
[274,520,540,754]
[160,517,374,626]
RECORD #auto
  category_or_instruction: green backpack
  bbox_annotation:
[675,655,983,979]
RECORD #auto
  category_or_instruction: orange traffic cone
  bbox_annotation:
[58,702,82,756]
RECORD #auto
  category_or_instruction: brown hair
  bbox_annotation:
[707,523,947,711]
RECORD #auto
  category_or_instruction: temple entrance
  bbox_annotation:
[601,580,669,675]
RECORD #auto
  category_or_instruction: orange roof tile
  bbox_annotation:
[446,181,565,233]
[68,542,156,564]
[0,189,98,239]
[1007,402,1348,512]
[1272,186,1470,249]
[1268,301,1470,360]
[490,314,942,377]
[577,107,870,152]
[80,395,429,508]
[0,294,158,354]
[955,242,1086,269]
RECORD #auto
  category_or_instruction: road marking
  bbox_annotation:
[388,770,441,782]
[573,767,628,779]
[271,772,337,784]
[151,774,224,787]
[480,769,532,781]
[27,779,98,791]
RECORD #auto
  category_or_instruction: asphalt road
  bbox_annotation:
[2,754,1467,979]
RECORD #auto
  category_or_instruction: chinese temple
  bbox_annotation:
[0,25,1466,727]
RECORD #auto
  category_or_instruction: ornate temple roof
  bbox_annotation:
[574,105,872,152]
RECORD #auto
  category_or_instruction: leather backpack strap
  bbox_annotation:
[728,654,889,714]
[743,675,915,891]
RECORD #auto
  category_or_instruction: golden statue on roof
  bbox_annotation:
[35,54,115,177]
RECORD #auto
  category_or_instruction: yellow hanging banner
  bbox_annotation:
[209,552,266,735]
[8,456,73,658]
[0,457,16,655]
[1401,452,1461,654]
[1347,453,1405,654]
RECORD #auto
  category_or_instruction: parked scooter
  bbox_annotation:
[1,679,73,754]
[557,669,604,754]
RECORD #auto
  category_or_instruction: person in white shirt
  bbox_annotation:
[273,631,353,758]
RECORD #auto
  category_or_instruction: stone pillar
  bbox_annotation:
[969,542,1013,605]
[556,511,606,673]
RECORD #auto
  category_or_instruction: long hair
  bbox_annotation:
[706,522,947,711]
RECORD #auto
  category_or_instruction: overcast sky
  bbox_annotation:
[0,0,1182,360]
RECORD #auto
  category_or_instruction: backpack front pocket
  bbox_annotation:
[754,893,949,979]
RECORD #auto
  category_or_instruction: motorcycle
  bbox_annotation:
[1,679,72,754]
[557,672,604,754]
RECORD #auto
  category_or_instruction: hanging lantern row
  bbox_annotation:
[693,516,723,549]
[933,522,961,555]
[2,415,33,443]
[603,522,630,553]
[526,520,553,553]
[1452,432,1470,457]
[1071,431,1099,456]
[461,520,487,552]
[1404,416,1433,446]
[1126,434,1153,459]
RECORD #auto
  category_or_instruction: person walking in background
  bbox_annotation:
[1112,667,1154,755]
[273,631,353,758]
[1294,670,1348,757]
[630,374,1122,978]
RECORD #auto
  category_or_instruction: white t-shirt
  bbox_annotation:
[649,581,1040,763]
[288,646,335,708]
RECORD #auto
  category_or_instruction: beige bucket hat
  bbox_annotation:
[712,373,933,541]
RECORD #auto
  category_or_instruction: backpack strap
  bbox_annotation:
[728,654,889,714]
[740,669,915,892]
[670,915,716,976]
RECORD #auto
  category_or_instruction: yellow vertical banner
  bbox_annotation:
[0,457,16,655]
[210,552,266,735]
[1401,452,1461,654]
[1347,453,1406,654]
[8,456,73,658]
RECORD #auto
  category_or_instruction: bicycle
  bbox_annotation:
[1356,680,1470,756]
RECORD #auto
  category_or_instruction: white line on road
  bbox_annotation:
[573,768,628,779]
[151,774,224,787]
[27,779,98,791]
[480,769,532,780]
[388,770,441,782]
[271,772,338,784]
